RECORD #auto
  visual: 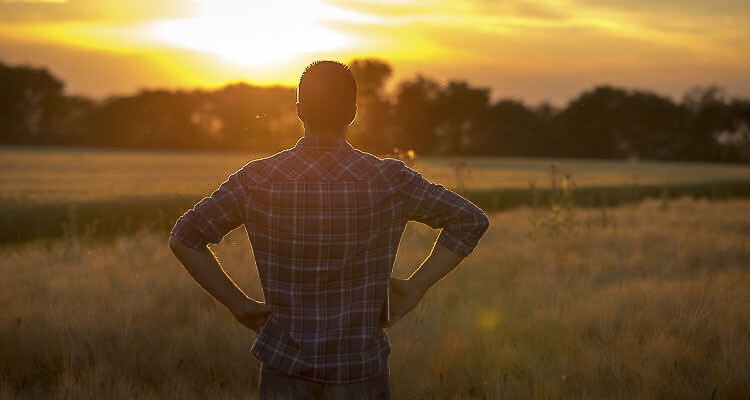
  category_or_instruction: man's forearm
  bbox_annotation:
[382,241,465,327]
[407,241,465,292]
[168,235,253,311]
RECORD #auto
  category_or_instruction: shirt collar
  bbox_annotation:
[294,135,353,151]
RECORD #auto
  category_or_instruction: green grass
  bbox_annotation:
[3,180,750,245]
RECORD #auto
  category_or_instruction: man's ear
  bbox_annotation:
[346,104,357,126]
[296,102,304,122]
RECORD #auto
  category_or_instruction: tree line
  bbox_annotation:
[2,58,749,161]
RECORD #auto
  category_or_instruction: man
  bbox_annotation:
[168,60,489,399]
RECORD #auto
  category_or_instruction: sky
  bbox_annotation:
[1,0,749,104]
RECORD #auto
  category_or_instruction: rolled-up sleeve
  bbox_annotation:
[170,172,247,249]
[400,167,490,256]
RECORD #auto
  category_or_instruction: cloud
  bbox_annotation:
[571,0,750,17]
[1,1,67,3]
[471,1,570,21]
[0,0,196,23]
[327,0,570,24]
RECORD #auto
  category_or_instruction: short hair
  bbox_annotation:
[298,60,357,130]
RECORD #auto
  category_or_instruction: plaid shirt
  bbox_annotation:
[170,136,489,383]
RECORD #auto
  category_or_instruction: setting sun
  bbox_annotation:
[151,0,365,66]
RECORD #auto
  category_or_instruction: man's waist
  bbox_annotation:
[269,314,385,350]
[251,316,391,382]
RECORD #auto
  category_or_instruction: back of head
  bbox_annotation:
[297,60,357,132]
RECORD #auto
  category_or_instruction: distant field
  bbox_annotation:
[2,146,750,203]
[1,199,748,398]
[2,146,750,244]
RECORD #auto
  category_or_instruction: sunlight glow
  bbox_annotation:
[151,0,367,66]
[476,308,500,331]
[1,0,67,3]
[2,0,748,101]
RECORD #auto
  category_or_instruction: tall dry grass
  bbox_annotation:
[1,198,749,399]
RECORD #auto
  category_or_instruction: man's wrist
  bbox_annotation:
[228,296,267,313]
[407,276,431,294]
[225,295,252,313]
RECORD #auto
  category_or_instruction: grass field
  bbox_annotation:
[3,146,750,203]
[1,198,748,399]
[1,146,749,398]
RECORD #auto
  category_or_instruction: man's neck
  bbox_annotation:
[304,126,347,139]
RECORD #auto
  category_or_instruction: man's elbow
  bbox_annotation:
[169,234,209,254]
[168,234,186,254]
[475,210,490,235]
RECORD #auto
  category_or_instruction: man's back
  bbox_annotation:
[170,135,489,383]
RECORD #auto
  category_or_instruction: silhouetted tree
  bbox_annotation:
[209,83,299,151]
[0,62,67,144]
[477,99,545,156]
[57,95,95,145]
[83,84,299,151]
[391,75,440,153]
[348,59,393,153]
[554,86,684,159]
[680,86,737,160]
[715,98,750,161]
[85,90,204,149]
[2,58,749,162]
[530,102,559,157]
[433,80,490,155]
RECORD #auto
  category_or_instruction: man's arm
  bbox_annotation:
[381,165,490,328]
[381,241,464,327]
[169,235,270,333]
[407,241,465,292]
[168,169,269,333]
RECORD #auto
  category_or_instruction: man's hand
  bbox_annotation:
[230,299,271,334]
[380,243,466,328]
[169,235,271,335]
[380,277,428,328]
